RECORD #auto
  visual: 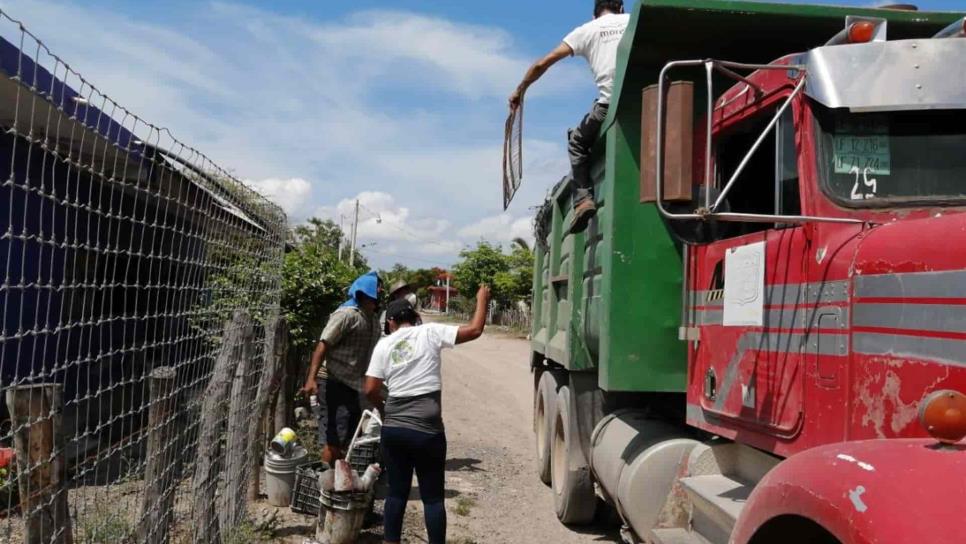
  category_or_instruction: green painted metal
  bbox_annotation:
[531,0,962,393]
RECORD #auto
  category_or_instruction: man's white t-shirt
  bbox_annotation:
[366,323,459,398]
[563,13,630,104]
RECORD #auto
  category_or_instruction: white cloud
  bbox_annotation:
[246,178,312,219]
[0,0,589,267]
[458,214,534,247]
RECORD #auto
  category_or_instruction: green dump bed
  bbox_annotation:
[529,0,960,393]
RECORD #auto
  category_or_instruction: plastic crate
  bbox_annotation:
[348,441,379,475]
[290,461,328,516]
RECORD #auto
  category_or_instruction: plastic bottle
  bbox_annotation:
[355,464,382,491]
[309,395,321,421]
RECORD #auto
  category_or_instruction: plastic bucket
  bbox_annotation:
[316,489,371,544]
[263,446,308,507]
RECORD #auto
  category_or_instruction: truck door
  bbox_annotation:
[691,108,811,436]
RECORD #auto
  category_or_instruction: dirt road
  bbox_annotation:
[436,329,618,544]
[254,328,618,543]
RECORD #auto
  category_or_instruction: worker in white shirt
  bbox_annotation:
[509,0,630,234]
[364,285,491,544]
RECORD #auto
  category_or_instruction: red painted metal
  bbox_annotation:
[731,439,966,544]
[686,56,966,459]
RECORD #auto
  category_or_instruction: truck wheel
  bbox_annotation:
[534,370,563,485]
[552,385,596,525]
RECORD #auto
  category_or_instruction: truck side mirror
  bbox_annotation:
[641,81,694,204]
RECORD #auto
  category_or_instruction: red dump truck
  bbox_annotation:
[528,1,966,543]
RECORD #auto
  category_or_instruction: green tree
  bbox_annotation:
[451,241,510,299]
[281,218,367,349]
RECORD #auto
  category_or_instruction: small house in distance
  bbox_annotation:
[427,271,457,313]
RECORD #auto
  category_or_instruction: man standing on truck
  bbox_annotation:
[301,271,383,463]
[509,0,629,233]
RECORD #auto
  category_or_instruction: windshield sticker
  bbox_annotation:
[833,117,891,176]
[834,133,891,175]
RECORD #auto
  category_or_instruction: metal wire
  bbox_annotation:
[0,9,286,544]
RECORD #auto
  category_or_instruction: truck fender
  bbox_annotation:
[731,439,966,544]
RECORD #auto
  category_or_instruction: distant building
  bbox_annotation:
[427,272,458,312]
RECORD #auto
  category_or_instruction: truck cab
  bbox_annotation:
[529,3,966,543]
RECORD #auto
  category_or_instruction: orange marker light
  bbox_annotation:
[918,390,966,444]
[847,21,876,44]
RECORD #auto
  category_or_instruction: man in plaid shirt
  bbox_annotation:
[302,271,382,462]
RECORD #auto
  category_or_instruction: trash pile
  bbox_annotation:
[263,427,309,508]
[313,410,383,544]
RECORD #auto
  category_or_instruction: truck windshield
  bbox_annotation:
[814,106,966,206]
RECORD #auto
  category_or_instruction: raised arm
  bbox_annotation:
[456,284,492,344]
[509,42,573,111]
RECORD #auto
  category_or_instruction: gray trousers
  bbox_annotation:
[568,101,609,204]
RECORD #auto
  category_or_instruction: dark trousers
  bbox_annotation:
[315,378,349,446]
[324,378,362,447]
[381,426,447,544]
[568,101,609,204]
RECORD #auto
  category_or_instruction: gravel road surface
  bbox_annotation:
[254,327,620,543]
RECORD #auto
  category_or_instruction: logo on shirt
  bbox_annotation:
[388,339,415,366]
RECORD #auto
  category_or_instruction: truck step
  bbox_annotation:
[679,474,753,543]
[649,527,712,544]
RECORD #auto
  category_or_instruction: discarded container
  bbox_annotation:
[309,395,322,421]
[347,441,379,476]
[269,427,298,456]
[291,461,329,516]
[315,488,372,544]
[264,445,307,507]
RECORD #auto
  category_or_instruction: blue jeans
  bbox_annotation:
[381,426,447,544]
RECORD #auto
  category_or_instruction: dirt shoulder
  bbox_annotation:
[251,326,618,543]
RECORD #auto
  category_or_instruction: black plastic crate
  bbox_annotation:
[348,441,379,475]
[290,461,328,516]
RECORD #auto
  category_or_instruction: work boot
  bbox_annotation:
[569,199,597,234]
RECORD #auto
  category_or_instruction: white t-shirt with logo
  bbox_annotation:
[563,13,630,104]
[365,323,459,398]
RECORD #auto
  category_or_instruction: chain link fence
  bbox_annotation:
[0,9,288,544]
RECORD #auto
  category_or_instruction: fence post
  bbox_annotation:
[222,312,263,530]
[5,384,73,544]
[191,310,253,544]
[273,347,298,435]
[137,367,177,544]
[247,316,289,501]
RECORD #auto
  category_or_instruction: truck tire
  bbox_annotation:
[534,370,563,485]
[552,385,596,525]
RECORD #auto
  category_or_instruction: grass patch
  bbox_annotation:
[453,497,476,517]
[78,508,132,543]
[222,520,275,544]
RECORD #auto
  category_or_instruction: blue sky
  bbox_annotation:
[0,0,961,268]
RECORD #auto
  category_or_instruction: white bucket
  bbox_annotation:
[263,446,307,507]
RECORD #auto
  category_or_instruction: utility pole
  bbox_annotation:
[348,199,359,267]
[338,215,345,263]
[445,274,450,314]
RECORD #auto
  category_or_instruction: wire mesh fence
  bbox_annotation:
[0,9,288,544]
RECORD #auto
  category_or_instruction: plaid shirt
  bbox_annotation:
[318,306,381,391]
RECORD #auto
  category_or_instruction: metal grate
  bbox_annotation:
[502,104,523,210]
[0,8,287,544]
